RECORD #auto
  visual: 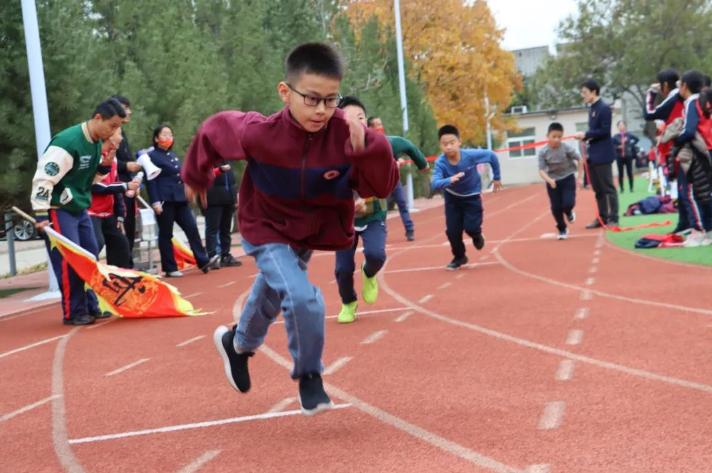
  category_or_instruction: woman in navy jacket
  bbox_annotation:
[146,125,218,276]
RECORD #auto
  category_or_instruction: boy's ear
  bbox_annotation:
[277,82,290,105]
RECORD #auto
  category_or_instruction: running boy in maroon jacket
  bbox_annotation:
[182,43,398,415]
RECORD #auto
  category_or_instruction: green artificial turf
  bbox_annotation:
[605,177,712,267]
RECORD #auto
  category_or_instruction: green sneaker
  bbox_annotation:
[337,301,358,324]
[362,265,379,304]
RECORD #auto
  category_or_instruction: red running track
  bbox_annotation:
[1,184,711,473]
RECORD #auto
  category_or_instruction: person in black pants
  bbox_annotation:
[612,120,639,193]
[145,125,219,277]
[203,162,242,268]
[575,79,619,228]
[111,96,142,260]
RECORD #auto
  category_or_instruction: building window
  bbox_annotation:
[507,127,536,158]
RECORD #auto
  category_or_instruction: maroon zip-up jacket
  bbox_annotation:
[182,107,398,251]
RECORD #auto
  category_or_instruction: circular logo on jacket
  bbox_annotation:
[44,162,60,176]
[323,170,340,180]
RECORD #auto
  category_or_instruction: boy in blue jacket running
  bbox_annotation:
[431,125,502,270]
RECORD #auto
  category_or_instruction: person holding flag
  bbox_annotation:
[32,98,126,325]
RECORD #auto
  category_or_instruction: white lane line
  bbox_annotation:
[323,357,353,375]
[185,292,203,298]
[574,308,589,320]
[86,318,118,330]
[585,277,595,286]
[592,256,600,264]
[267,397,296,413]
[69,404,352,444]
[565,329,583,346]
[538,401,565,430]
[176,335,205,348]
[381,269,712,394]
[480,254,491,261]
[177,450,221,473]
[526,464,551,473]
[1,395,61,423]
[385,262,498,275]
[217,281,236,288]
[52,327,84,471]
[455,273,466,280]
[361,330,387,345]
[395,310,414,323]
[418,294,434,304]
[259,345,521,473]
[589,266,598,274]
[580,289,593,301]
[437,282,452,290]
[274,307,408,325]
[105,358,150,377]
[0,335,65,360]
[555,360,575,381]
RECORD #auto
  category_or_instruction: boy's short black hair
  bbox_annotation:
[657,69,679,90]
[367,116,380,127]
[285,42,343,82]
[111,95,131,107]
[438,124,459,139]
[338,95,366,114]
[94,98,126,119]
[681,70,706,94]
[581,79,600,95]
[547,122,564,134]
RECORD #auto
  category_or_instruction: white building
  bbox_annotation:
[499,103,624,185]
[511,46,550,78]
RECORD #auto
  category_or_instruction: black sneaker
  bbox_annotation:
[201,254,221,273]
[566,210,576,223]
[472,233,485,250]
[63,314,96,326]
[213,325,253,393]
[94,311,112,319]
[221,254,243,267]
[446,256,468,270]
[405,231,415,242]
[585,220,603,229]
[298,373,333,416]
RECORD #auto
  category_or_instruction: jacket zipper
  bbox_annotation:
[300,134,312,199]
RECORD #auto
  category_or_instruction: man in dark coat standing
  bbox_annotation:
[575,79,619,228]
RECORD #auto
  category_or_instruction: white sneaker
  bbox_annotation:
[165,271,184,277]
[683,231,705,248]
[557,229,569,240]
[702,231,712,246]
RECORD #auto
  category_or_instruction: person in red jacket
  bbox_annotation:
[182,42,398,415]
[89,129,139,268]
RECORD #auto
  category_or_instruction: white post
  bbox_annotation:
[21,0,60,297]
[393,0,415,210]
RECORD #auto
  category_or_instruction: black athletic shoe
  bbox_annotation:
[94,311,112,319]
[201,255,221,273]
[63,314,96,326]
[446,256,468,270]
[566,210,576,223]
[473,233,485,250]
[405,231,415,241]
[221,254,242,267]
[585,220,603,229]
[298,373,333,416]
[213,325,253,393]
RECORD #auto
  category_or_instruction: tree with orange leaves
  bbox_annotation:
[347,0,520,145]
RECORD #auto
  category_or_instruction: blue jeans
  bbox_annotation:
[234,239,325,379]
[390,181,414,234]
[334,220,387,304]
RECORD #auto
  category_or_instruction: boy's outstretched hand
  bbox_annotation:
[492,180,503,192]
[346,114,365,153]
[450,172,465,184]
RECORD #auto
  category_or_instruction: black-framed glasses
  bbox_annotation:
[287,83,342,108]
